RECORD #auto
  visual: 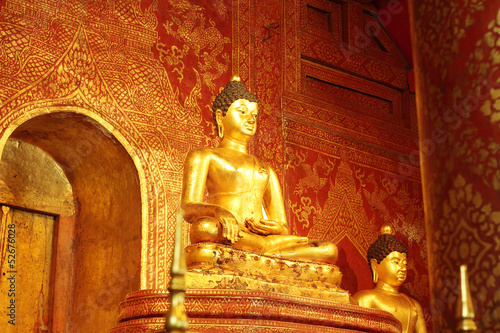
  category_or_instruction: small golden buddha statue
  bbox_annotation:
[181,76,338,264]
[354,225,427,333]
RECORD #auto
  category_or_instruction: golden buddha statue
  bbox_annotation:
[181,76,338,264]
[353,225,427,333]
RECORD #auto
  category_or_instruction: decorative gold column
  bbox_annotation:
[410,1,500,331]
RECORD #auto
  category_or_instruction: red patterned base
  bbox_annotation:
[112,289,402,333]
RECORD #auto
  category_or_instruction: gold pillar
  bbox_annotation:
[410,1,500,331]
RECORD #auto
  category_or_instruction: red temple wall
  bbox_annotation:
[411,0,500,331]
[0,0,429,331]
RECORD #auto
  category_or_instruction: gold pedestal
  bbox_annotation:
[185,242,349,303]
[112,289,402,333]
[112,243,402,332]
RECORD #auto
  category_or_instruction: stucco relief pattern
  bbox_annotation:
[412,0,500,331]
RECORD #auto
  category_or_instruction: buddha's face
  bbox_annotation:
[375,251,407,287]
[217,99,259,141]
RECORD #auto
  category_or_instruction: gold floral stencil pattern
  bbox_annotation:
[413,0,500,330]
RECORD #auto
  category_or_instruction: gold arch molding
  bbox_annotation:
[0,105,150,289]
[0,105,152,331]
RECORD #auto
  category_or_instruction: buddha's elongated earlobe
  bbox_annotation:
[370,259,378,283]
[218,124,224,138]
[216,109,224,138]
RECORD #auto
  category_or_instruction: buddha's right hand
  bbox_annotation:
[216,210,240,243]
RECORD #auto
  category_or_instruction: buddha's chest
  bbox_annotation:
[374,295,417,332]
[207,154,269,193]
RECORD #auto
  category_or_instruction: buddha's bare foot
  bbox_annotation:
[266,239,338,264]
[264,234,309,252]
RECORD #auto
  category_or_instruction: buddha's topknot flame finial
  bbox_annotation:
[380,224,394,236]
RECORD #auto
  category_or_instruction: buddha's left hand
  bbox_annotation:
[244,218,289,235]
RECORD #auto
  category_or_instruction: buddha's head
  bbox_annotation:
[213,76,259,139]
[367,224,409,288]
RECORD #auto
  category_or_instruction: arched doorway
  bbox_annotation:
[0,111,142,332]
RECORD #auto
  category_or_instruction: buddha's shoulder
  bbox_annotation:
[353,289,379,299]
[185,147,218,160]
[402,293,423,310]
[186,147,252,163]
[353,289,379,306]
